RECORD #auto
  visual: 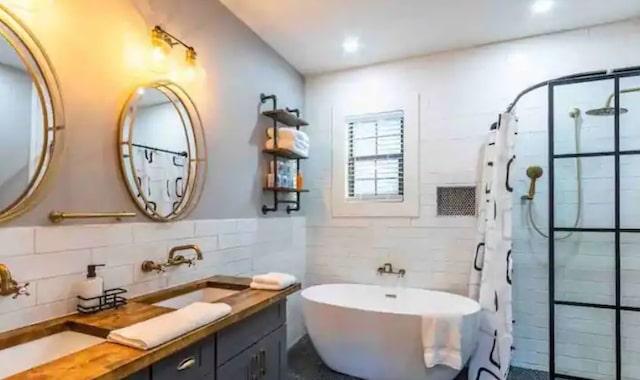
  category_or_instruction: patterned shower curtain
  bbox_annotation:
[468,112,517,380]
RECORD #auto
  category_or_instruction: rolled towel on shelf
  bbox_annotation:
[251,272,297,290]
[266,134,309,150]
[264,139,309,157]
[422,314,463,370]
[267,127,309,143]
[107,302,232,350]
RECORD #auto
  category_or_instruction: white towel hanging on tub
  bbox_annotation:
[468,112,517,380]
[422,314,463,370]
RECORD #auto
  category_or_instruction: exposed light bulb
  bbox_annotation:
[342,37,359,54]
[151,46,166,63]
[136,87,145,96]
[184,65,196,82]
[531,0,554,14]
[182,47,198,82]
[150,27,172,73]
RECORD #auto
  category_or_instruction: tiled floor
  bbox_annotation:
[287,336,548,380]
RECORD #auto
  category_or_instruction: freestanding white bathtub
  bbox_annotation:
[301,284,481,380]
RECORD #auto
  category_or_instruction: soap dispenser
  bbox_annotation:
[78,264,105,308]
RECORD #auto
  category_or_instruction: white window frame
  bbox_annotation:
[331,93,420,217]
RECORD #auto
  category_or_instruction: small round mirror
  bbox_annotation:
[0,5,64,223]
[118,82,205,221]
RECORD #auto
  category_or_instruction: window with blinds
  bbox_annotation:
[347,111,404,201]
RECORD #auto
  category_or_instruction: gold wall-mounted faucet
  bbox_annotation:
[0,264,30,299]
[141,244,204,273]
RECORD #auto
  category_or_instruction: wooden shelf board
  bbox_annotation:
[263,187,310,193]
[262,148,308,160]
[262,109,309,127]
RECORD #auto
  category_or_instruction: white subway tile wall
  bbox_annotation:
[304,21,640,376]
[0,217,306,348]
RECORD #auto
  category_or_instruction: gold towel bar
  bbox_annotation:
[49,211,137,224]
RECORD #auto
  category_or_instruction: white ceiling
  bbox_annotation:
[220,0,640,75]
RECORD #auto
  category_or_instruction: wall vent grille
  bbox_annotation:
[437,186,476,216]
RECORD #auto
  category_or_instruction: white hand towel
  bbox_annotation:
[422,314,463,370]
[252,272,297,287]
[267,127,309,143]
[107,302,231,350]
[264,139,309,157]
[250,281,293,290]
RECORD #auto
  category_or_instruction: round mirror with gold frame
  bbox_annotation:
[0,5,64,223]
[118,81,205,221]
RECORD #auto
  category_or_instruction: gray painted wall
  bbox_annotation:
[4,0,304,226]
[0,64,33,210]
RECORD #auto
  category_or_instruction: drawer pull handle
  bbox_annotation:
[177,357,196,371]
[259,349,266,375]
[251,354,258,380]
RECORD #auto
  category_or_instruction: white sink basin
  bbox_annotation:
[153,288,239,309]
[0,331,104,378]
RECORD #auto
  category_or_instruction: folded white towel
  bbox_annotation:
[252,272,297,286]
[422,314,463,370]
[266,134,309,149]
[267,127,309,143]
[264,139,309,157]
[107,302,231,350]
[250,272,297,290]
[250,281,293,290]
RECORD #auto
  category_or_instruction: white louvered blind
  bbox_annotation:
[346,111,404,201]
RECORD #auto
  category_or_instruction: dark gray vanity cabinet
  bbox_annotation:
[123,301,287,380]
[217,326,286,380]
[151,335,215,379]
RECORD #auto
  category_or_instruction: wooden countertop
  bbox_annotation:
[0,275,301,380]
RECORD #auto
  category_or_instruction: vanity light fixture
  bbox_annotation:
[150,25,199,79]
[184,47,198,81]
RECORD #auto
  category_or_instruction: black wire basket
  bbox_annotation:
[77,288,128,315]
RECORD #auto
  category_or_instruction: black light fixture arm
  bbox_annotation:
[153,25,194,51]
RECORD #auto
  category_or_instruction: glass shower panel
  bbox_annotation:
[622,232,640,309]
[622,311,640,380]
[621,155,640,229]
[555,305,615,379]
[555,232,615,305]
[554,79,615,155]
[553,156,614,229]
[620,76,640,152]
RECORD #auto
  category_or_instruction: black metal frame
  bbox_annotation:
[260,93,306,214]
[543,67,640,380]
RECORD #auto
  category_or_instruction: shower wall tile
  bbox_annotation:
[0,217,306,348]
[305,19,640,375]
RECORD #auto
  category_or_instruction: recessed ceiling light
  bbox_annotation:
[531,0,554,14]
[343,37,359,53]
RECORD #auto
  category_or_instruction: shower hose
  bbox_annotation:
[527,110,583,240]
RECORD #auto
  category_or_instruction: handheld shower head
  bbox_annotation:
[527,166,543,180]
[523,166,543,200]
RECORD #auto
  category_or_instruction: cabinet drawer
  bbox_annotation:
[217,300,285,366]
[151,336,215,380]
[217,325,286,380]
